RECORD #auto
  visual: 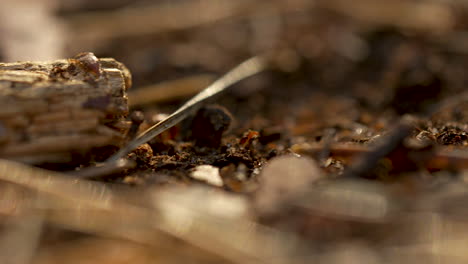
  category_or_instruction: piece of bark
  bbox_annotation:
[0,53,132,163]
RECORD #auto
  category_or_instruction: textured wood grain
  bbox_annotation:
[0,53,132,163]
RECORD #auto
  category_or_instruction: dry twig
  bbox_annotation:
[129,74,215,106]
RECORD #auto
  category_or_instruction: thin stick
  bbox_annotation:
[129,74,216,106]
[106,56,267,162]
[340,90,468,178]
[342,118,414,178]
[294,142,468,170]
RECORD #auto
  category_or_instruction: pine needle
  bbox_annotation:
[106,55,268,162]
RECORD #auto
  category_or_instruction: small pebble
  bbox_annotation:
[129,143,153,164]
[190,165,223,187]
[74,52,101,77]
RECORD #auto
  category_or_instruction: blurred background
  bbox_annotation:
[3,0,466,126]
[1,0,468,263]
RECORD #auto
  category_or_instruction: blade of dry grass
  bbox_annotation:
[107,55,267,162]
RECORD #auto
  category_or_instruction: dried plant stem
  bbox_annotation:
[107,55,267,162]
[129,74,216,106]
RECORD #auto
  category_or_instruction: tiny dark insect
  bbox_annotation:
[74,52,101,77]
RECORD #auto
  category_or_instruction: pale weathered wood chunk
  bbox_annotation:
[0,53,132,164]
